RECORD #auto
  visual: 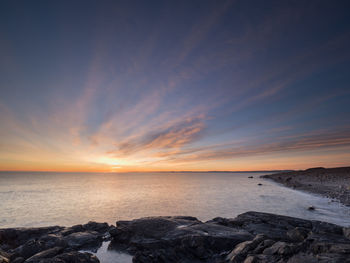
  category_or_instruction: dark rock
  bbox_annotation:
[111,216,253,261]
[229,211,312,240]
[11,239,47,259]
[40,251,99,263]
[253,239,275,254]
[0,226,63,248]
[311,221,343,235]
[226,234,265,262]
[1,212,350,263]
[257,183,262,186]
[63,231,102,249]
[308,206,315,211]
[39,234,67,248]
[82,222,109,233]
[24,246,63,263]
[11,258,24,263]
[60,225,83,236]
[287,227,309,242]
[248,176,253,178]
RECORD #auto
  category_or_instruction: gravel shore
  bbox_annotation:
[261,167,350,206]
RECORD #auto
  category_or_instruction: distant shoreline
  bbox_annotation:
[0,170,292,174]
[261,166,350,206]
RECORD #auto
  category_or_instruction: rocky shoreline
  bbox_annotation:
[1,211,350,263]
[261,167,350,206]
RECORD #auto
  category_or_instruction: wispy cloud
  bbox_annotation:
[109,116,206,156]
[159,128,350,164]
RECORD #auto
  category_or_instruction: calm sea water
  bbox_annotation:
[1,172,350,228]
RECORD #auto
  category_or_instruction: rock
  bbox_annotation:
[226,234,265,262]
[243,256,256,263]
[343,227,350,239]
[287,227,309,242]
[111,216,253,261]
[82,222,109,233]
[0,226,63,248]
[1,212,350,263]
[40,251,99,263]
[0,255,9,263]
[253,239,275,254]
[248,176,253,178]
[311,221,343,235]
[308,206,315,211]
[39,234,67,248]
[257,183,262,186]
[24,247,63,262]
[329,243,350,253]
[60,225,84,236]
[11,239,47,259]
[287,253,318,263]
[0,249,12,261]
[229,211,312,240]
[63,231,102,249]
[263,241,289,255]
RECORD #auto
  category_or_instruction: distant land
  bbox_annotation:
[262,166,350,206]
[0,170,294,174]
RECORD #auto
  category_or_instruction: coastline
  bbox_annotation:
[1,212,350,263]
[261,167,350,206]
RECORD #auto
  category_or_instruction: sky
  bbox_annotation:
[0,0,350,172]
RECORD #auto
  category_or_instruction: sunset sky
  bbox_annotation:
[1,0,350,172]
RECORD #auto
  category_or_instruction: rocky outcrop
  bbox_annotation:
[109,212,350,263]
[1,213,349,262]
[0,222,109,263]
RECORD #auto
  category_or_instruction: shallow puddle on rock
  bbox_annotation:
[83,241,133,263]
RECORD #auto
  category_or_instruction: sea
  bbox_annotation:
[1,171,350,262]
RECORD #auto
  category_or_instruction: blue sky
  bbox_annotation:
[1,0,350,171]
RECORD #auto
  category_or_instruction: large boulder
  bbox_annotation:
[63,231,102,249]
[0,227,63,249]
[110,216,253,261]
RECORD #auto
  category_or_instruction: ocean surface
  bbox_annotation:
[1,171,350,228]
